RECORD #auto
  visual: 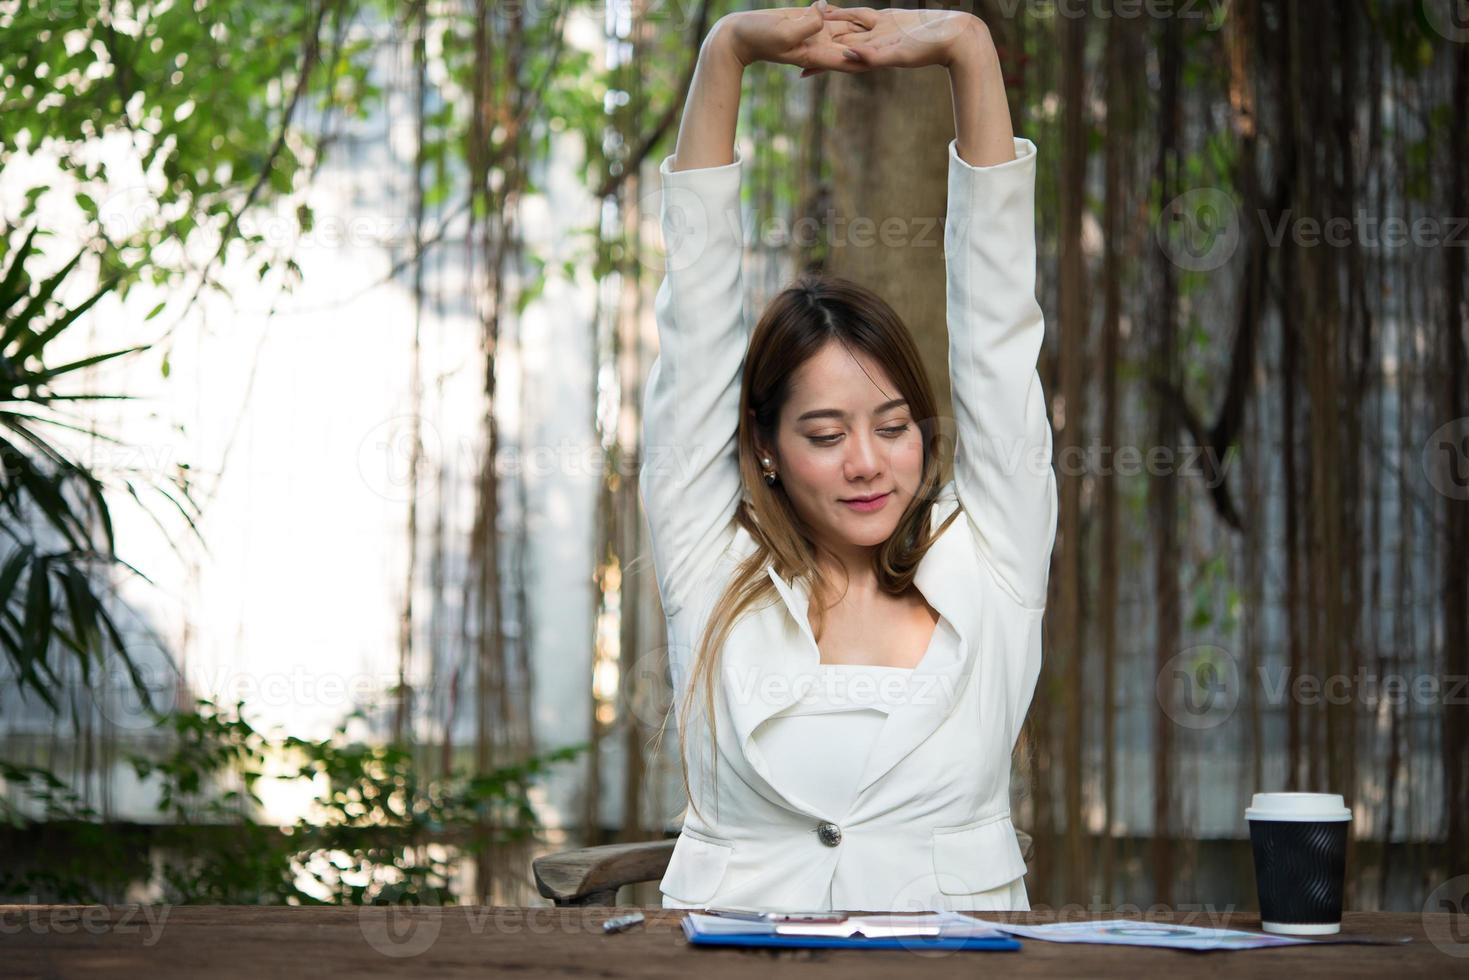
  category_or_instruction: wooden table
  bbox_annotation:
[2,905,1459,978]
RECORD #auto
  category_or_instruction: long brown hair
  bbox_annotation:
[654,270,963,825]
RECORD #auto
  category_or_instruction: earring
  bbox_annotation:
[761,456,778,486]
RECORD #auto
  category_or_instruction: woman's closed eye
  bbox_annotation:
[807,423,911,446]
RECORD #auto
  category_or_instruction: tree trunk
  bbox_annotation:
[1149,13,1183,907]
[1055,2,1089,900]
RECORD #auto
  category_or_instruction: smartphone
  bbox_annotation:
[767,911,849,923]
[700,907,772,922]
[701,907,848,923]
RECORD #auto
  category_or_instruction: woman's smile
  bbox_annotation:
[841,491,891,513]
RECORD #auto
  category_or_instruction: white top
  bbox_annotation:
[752,617,959,821]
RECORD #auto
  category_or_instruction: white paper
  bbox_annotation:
[974,918,1315,950]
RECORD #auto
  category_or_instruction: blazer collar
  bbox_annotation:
[721,487,984,815]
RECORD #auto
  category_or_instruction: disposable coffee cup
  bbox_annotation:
[1245,792,1351,935]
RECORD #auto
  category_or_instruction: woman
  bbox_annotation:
[640,1,1057,913]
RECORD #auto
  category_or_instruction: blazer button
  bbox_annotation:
[816,822,842,847]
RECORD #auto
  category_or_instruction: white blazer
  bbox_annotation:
[640,135,1058,913]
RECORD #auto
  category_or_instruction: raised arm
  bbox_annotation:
[942,23,1058,609]
[673,5,862,170]
[824,9,1057,607]
[946,18,1016,168]
[667,22,745,172]
[640,27,749,619]
[642,6,868,617]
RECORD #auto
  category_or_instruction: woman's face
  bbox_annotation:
[755,340,926,560]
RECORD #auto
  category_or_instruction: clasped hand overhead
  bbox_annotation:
[721,0,986,75]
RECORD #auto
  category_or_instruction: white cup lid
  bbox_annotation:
[1245,792,1351,822]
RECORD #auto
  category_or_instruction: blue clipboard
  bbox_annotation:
[681,917,1022,951]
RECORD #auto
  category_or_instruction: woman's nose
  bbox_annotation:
[843,431,883,477]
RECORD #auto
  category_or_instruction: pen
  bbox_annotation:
[602,912,645,934]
